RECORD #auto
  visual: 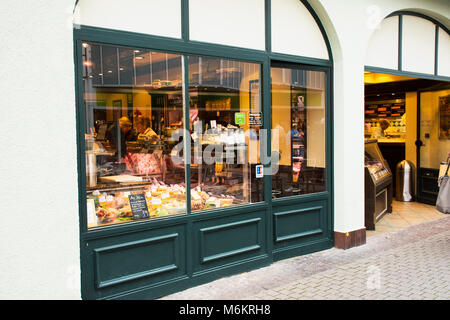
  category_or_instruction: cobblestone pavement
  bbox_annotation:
[161,215,450,300]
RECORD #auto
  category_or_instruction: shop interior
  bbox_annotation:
[82,43,328,229]
[82,43,266,228]
[363,71,450,231]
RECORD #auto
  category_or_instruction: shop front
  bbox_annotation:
[74,0,333,299]
[3,0,450,301]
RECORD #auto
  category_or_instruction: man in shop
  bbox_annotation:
[371,119,390,139]
[106,116,137,158]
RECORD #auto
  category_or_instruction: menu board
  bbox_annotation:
[128,194,150,220]
[365,102,405,118]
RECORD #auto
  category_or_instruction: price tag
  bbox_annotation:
[86,199,96,225]
[161,192,170,200]
[152,197,162,205]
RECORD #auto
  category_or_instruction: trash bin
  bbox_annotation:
[396,160,414,201]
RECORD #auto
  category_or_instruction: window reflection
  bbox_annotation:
[271,67,326,198]
[82,43,185,228]
[188,56,264,210]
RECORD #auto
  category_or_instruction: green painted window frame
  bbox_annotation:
[366,11,450,80]
[73,0,334,239]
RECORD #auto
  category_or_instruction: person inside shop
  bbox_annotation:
[371,119,390,139]
[135,115,159,141]
[106,116,137,158]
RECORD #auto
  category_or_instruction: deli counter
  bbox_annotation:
[364,139,393,230]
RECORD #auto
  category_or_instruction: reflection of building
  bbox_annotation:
[1,0,449,300]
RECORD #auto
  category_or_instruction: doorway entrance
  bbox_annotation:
[363,71,449,231]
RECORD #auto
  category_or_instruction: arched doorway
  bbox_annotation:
[364,11,450,233]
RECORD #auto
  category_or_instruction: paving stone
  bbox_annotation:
[160,213,450,301]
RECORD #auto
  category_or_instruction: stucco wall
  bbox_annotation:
[0,0,80,299]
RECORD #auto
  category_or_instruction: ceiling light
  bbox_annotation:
[82,43,89,48]
[135,56,144,60]
[134,50,140,53]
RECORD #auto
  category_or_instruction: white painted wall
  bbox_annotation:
[438,27,450,77]
[271,0,329,59]
[402,15,436,75]
[0,0,80,299]
[74,0,181,39]
[365,16,399,69]
[190,0,265,50]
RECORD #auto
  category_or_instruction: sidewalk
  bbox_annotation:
[161,214,450,300]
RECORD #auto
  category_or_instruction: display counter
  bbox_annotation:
[364,139,393,230]
[377,138,405,144]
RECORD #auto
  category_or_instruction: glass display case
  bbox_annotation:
[81,43,263,229]
[364,139,393,230]
[364,139,391,182]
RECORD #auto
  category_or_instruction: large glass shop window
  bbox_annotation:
[82,43,186,228]
[81,43,264,228]
[271,66,326,198]
[188,56,264,211]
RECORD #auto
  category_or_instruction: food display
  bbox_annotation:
[191,186,236,211]
[87,181,187,227]
[87,179,243,227]
[82,43,263,229]
[123,153,161,175]
[364,140,391,182]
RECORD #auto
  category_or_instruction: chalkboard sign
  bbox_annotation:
[128,194,150,220]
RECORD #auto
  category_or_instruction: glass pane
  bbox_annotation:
[82,42,186,229]
[365,141,390,181]
[419,89,450,169]
[271,66,326,198]
[188,56,264,211]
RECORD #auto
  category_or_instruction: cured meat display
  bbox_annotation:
[123,153,161,176]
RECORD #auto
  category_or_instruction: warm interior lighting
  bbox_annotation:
[364,72,417,84]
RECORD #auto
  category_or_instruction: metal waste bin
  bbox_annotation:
[396,160,414,201]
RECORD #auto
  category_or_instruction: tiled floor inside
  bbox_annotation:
[366,200,447,237]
